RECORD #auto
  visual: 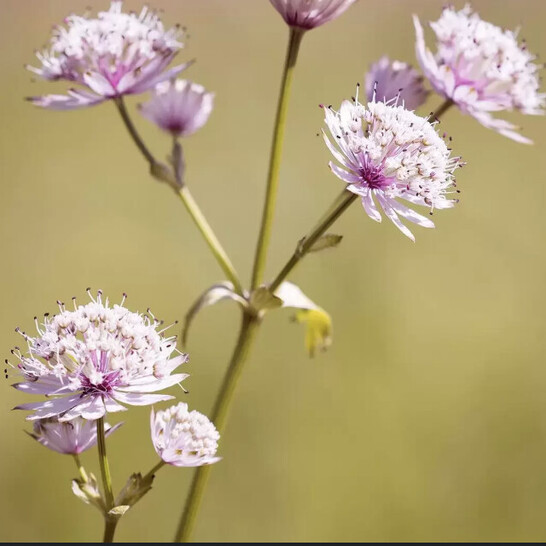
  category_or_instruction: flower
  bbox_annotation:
[414,4,545,144]
[139,79,214,137]
[322,93,462,241]
[269,0,357,30]
[27,1,190,110]
[28,417,122,455]
[365,56,429,111]
[151,403,220,467]
[12,290,188,421]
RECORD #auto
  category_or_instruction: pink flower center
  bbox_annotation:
[359,161,387,190]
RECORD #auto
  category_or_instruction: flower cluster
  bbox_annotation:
[269,0,356,30]
[29,417,121,455]
[365,56,428,111]
[139,79,214,137]
[12,291,188,421]
[414,4,545,143]
[151,403,220,467]
[323,95,462,240]
[27,1,189,110]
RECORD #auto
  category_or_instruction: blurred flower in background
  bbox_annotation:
[27,1,190,110]
[151,403,220,467]
[139,79,214,137]
[269,0,357,29]
[414,4,545,143]
[365,56,429,111]
[28,417,122,455]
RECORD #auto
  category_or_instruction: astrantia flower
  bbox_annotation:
[365,56,429,111]
[323,95,462,241]
[28,417,122,455]
[151,403,220,467]
[139,79,214,137]
[414,4,545,144]
[12,291,188,421]
[269,0,356,30]
[27,1,189,110]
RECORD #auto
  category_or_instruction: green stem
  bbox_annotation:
[97,418,118,543]
[250,27,305,290]
[176,186,244,296]
[143,460,166,483]
[72,454,87,482]
[173,313,259,542]
[114,97,156,165]
[269,189,357,293]
[431,98,454,120]
[103,519,118,543]
[115,98,243,296]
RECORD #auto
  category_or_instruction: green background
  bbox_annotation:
[1,0,546,541]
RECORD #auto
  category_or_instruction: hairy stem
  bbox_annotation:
[174,313,259,542]
[269,189,357,292]
[250,27,305,290]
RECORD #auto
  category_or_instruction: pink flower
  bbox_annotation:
[139,79,214,137]
[322,94,462,241]
[365,56,429,111]
[12,291,188,421]
[269,0,356,30]
[28,417,122,455]
[26,1,190,110]
[414,5,545,144]
[151,403,220,467]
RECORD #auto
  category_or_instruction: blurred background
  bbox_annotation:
[1,0,546,541]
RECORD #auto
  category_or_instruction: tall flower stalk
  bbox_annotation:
[251,27,305,289]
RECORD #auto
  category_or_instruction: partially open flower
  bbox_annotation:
[269,0,357,30]
[139,80,214,137]
[151,403,220,467]
[12,290,188,421]
[27,1,190,110]
[28,417,122,455]
[414,5,545,144]
[365,56,429,111]
[322,93,462,241]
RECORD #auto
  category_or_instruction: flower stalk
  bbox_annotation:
[97,418,118,543]
[251,27,305,290]
[115,99,243,295]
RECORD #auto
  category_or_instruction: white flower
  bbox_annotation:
[323,93,462,240]
[28,417,122,455]
[414,4,545,143]
[12,290,188,421]
[151,403,220,467]
[139,79,214,137]
[27,1,189,110]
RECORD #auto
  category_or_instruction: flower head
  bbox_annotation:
[322,92,462,241]
[27,1,190,110]
[269,0,356,30]
[12,290,188,421]
[365,56,429,111]
[139,79,214,137]
[414,4,545,144]
[28,417,121,455]
[151,403,220,467]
